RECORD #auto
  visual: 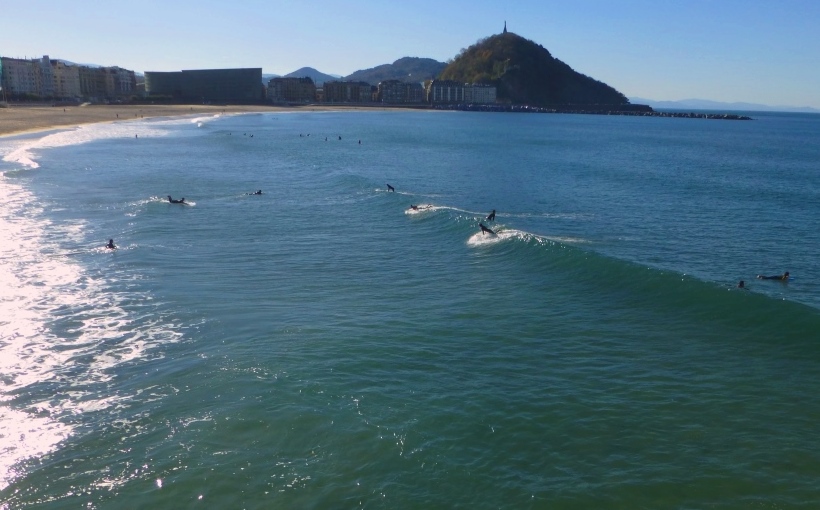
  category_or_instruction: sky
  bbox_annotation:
[2,0,819,108]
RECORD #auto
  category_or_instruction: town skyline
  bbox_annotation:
[2,0,820,109]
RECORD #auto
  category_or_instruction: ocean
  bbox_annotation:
[1,109,819,509]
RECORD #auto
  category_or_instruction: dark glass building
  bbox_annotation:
[145,68,262,103]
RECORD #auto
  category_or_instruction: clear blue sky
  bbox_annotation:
[2,0,819,107]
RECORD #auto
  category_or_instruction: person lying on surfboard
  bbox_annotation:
[757,271,789,280]
[167,196,186,204]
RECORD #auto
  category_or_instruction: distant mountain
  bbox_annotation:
[282,67,337,86]
[344,57,447,84]
[630,97,820,114]
[262,73,280,85]
[439,31,627,106]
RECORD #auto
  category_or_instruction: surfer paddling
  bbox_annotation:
[248,190,262,195]
[757,271,789,281]
[167,196,186,204]
[479,223,496,235]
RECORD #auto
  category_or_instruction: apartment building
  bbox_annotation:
[464,83,497,104]
[378,80,425,104]
[427,80,497,105]
[323,80,373,103]
[267,77,316,103]
[0,55,137,101]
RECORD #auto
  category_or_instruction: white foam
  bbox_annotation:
[467,228,585,247]
[0,177,182,490]
[404,204,438,215]
[1,121,170,169]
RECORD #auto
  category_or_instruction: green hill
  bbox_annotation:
[345,57,446,84]
[439,32,628,106]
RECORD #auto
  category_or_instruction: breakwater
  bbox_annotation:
[434,103,753,120]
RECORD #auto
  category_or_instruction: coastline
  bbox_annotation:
[0,103,412,138]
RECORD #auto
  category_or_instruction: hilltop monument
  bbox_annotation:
[439,29,629,107]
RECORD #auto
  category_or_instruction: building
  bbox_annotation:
[464,83,497,104]
[52,59,80,99]
[145,68,263,103]
[322,80,372,103]
[427,80,497,105]
[1,55,136,101]
[0,56,43,97]
[378,80,425,104]
[267,77,316,103]
[427,80,465,104]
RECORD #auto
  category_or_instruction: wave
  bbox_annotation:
[395,193,820,342]
[1,122,170,169]
[0,179,183,490]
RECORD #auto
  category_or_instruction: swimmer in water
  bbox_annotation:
[167,196,186,204]
[479,223,496,235]
[486,209,496,221]
[106,239,116,249]
[737,280,746,289]
[757,271,789,281]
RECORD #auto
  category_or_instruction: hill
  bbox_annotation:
[344,57,447,84]
[439,32,628,106]
[283,67,338,86]
[261,73,280,85]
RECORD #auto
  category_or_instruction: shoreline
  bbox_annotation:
[0,102,754,139]
[0,103,414,138]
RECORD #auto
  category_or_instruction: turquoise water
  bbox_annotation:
[1,110,820,509]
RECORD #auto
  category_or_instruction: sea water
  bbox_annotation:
[1,110,819,509]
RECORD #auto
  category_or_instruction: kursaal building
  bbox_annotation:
[145,68,263,103]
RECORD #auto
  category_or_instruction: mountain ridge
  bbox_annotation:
[344,57,446,83]
[282,67,338,86]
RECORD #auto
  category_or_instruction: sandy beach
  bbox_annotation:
[0,103,411,137]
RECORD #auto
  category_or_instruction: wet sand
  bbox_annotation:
[0,103,413,137]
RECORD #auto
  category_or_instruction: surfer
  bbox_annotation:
[757,271,789,281]
[737,280,746,289]
[167,196,186,204]
[410,205,419,210]
[479,223,496,235]
[486,209,496,221]
[106,239,116,250]
[386,184,395,192]
[248,190,262,195]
